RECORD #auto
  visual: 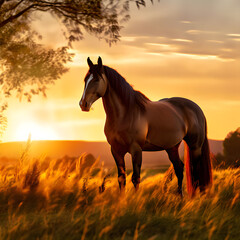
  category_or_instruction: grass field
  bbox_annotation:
[0,147,239,240]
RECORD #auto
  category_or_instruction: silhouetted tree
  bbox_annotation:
[0,0,150,138]
[223,128,240,166]
[214,128,240,168]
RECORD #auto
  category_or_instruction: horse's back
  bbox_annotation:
[144,97,206,149]
[161,97,204,116]
[163,97,206,129]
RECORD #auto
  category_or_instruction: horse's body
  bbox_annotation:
[79,57,212,196]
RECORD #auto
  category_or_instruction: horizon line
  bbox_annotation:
[0,138,223,144]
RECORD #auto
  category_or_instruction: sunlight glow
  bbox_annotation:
[15,122,58,141]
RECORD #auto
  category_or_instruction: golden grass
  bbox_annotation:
[0,143,239,240]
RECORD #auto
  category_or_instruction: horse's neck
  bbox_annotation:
[102,86,125,122]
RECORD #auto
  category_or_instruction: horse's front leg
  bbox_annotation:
[111,147,126,191]
[130,144,142,190]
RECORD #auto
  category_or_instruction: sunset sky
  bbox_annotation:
[2,0,240,142]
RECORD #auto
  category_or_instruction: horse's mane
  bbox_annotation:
[104,66,149,112]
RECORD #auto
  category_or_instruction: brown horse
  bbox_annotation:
[79,57,212,196]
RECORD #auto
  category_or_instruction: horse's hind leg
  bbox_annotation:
[166,143,184,196]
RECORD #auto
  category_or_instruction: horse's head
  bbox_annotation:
[79,57,108,111]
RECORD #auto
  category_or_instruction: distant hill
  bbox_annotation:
[0,140,223,168]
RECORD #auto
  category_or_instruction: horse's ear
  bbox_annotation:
[98,56,102,68]
[87,57,94,68]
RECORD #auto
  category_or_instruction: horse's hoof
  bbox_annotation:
[120,189,125,197]
[131,176,140,192]
[177,189,183,198]
[134,184,139,192]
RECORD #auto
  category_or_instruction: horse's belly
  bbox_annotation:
[142,141,165,151]
[146,127,184,149]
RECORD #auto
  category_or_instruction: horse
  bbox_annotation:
[79,57,212,196]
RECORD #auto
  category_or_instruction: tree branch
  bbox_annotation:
[6,0,25,13]
[0,0,5,9]
[0,3,36,28]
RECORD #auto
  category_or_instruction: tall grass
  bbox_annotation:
[0,144,239,240]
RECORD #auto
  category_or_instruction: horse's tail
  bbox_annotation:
[185,124,212,196]
[184,141,193,195]
[199,131,213,191]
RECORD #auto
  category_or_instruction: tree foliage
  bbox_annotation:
[0,0,149,138]
[214,128,240,168]
[0,0,147,101]
[0,0,135,44]
[223,128,240,164]
[0,20,72,102]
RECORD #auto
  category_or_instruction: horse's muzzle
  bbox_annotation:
[79,99,90,112]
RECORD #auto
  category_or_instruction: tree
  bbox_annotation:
[214,128,240,168]
[223,128,240,166]
[0,0,149,138]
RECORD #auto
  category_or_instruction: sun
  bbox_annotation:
[15,122,58,141]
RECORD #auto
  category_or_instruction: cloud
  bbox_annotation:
[181,21,191,24]
[207,40,223,44]
[123,0,240,60]
[146,42,179,51]
[186,30,219,35]
[173,38,193,43]
[226,34,240,38]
